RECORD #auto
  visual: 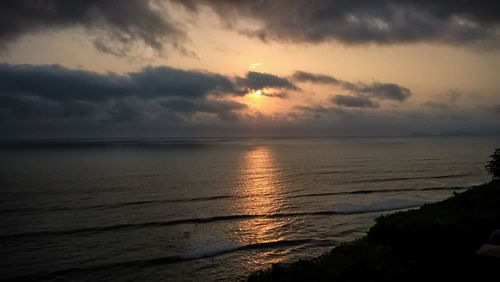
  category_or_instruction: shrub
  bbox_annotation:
[486,148,500,180]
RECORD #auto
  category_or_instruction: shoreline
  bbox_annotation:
[248,181,500,281]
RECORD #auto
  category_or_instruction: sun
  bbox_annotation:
[255,90,262,95]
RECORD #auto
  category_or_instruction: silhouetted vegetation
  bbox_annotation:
[486,148,500,181]
[248,182,500,282]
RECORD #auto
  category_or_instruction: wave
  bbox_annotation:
[330,198,427,214]
[348,173,473,184]
[0,195,234,215]
[419,186,470,191]
[0,200,434,241]
[0,183,469,216]
[291,186,467,199]
[180,239,243,259]
[181,238,311,259]
[5,239,311,281]
[0,183,469,217]
[0,214,262,240]
[315,170,357,175]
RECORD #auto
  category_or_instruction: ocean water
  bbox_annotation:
[0,137,498,281]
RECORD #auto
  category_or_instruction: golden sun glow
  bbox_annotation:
[233,87,293,115]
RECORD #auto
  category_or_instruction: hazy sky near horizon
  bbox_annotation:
[1,0,500,138]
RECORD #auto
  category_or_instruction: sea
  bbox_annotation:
[0,137,498,281]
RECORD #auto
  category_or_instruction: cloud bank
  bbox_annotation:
[0,0,188,56]
[0,64,300,137]
[2,0,500,57]
[292,70,411,108]
[331,95,379,108]
[180,0,500,49]
[0,64,247,129]
[0,64,498,138]
[236,71,298,93]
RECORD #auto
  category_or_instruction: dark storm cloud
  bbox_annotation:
[161,98,247,120]
[1,64,498,138]
[3,0,500,56]
[0,64,235,101]
[236,71,298,91]
[0,63,248,127]
[0,0,187,56]
[343,82,411,102]
[331,95,378,108]
[0,94,95,121]
[292,71,340,85]
[0,64,131,101]
[129,66,235,98]
[292,71,411,104]
[179,0,500,48]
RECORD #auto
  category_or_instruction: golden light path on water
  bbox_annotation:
[233,146,294,268]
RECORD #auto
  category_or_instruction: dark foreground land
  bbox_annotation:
[249,182,500,282]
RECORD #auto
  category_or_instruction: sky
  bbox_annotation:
[1,0,500,138]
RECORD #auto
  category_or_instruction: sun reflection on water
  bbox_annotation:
[234,146,293,267]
